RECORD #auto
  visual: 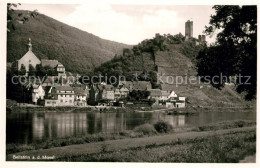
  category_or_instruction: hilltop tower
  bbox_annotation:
[185,20,193,38]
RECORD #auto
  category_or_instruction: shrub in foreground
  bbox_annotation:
[134,124,157,135]
[154,120,173,133]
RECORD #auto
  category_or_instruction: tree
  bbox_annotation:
[28,64,36,76]
[198,5,256,100]
[19,64,26,76]
[35,64,46,77]
[7,3,38,32]
[11,62,18,75]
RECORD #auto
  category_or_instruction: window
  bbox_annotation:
[60,100,63,103]
[47,101,51,104]
[69,100,72,103]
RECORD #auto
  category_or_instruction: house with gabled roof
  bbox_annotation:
[45,85,75,106]
[100,84,115,100]
[32,84,45,104]
[148,89,162,100]
[41,59,66,78]
[119,81,152,92]
[73,87,88,106]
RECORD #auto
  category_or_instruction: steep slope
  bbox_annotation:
[155,44,246,106]
[7,10,131,74]
[93,34,251,107]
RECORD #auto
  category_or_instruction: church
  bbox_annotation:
[17,38,41,72]
[17,38,66,78]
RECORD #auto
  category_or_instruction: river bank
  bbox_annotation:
[6,120,256,160]
[7,103,255,114]
[7,125,256,162]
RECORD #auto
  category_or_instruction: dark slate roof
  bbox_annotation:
[148,89,162,96]
[161,90,170,96]
[54,86,74,91]
[103,85,114,91]
[132,81,152,90]
[41,59,59,68]
[73,87,88,96]
[43,77,53,84]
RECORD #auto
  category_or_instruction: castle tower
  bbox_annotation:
[185,20,193,38]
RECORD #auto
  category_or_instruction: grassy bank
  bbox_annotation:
[7,103,152,113]
[6,120,255,155]
[58,130,255,162]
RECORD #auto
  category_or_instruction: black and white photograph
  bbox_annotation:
[0,0,259,167]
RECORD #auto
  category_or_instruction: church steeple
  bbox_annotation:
[28,38,32,51]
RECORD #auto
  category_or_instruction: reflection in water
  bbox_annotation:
[6,110,256,144]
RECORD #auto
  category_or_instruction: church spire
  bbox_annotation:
[28,38,32,51]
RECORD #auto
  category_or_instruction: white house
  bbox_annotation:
[168,90,178,99]
[45,86,75,106]
[32,84,45,104]
[176,97,186,108]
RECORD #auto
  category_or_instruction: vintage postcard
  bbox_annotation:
[0,0,259,167]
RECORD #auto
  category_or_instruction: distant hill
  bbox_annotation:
[7,10,131,74]
[93,33,253,106]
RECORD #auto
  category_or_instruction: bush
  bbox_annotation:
[154,120,173,133]
[6,144,35,155]
[134,124,157,135]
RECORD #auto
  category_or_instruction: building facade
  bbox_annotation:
[45,86,75,106]
[32,84,45,104]
[17,38,41,72]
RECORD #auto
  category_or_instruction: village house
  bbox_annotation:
[17,38,41,73]
[73,87,88,106]
[45,86,75,106]
[79,84,90,99]
[114,88,121,100]
[41,59,66,78]
[167,90,178,99]
[114,85,129,100]
[100,84,115,101]
[31,84,45,104]
[148,89,162,100]
[119,86,129,98]
[161,90,170,101]
[176,97,186,108]
[166,96,186,108]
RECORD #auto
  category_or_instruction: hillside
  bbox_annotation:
[94,34,253,107]
[7,10,131,74]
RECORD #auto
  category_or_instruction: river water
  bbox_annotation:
[6,110,256,144]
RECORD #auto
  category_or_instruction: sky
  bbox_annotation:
[17,3,216,45]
